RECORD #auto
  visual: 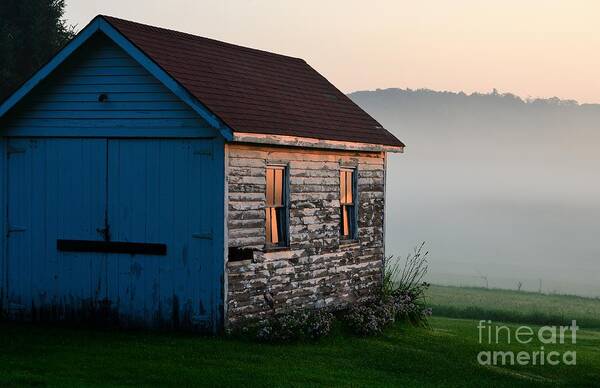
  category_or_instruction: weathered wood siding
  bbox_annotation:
[226,144,386,326]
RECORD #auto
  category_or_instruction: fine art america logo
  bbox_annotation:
[477,320,578,366]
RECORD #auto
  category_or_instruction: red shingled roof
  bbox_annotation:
[101,16,404,148]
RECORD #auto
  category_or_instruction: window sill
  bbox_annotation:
[227,258,253,267]
[339,239,360,248]
[262,245,291,253]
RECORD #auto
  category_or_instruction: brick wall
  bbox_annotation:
[225,143,386,327]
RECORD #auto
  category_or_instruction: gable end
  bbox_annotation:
[0,17,233,140]
[2,33,219,138]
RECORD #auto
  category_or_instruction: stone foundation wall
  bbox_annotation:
[225,143,386,327]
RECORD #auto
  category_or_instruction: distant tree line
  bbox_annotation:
[357,87,582,107]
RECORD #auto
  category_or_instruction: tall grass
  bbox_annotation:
[381,242,431,326]
[382,241,429,298]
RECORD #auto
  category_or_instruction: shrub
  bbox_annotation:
[383,241,430,300]
[255,309,334,342]
[392,290,432,327]
[344,298,396,336]
[305,308,334,339]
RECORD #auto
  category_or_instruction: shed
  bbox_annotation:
[0,16,404,332]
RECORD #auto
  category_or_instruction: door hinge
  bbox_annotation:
[6,146,25,156]
[192,232,213,240]
[7,225,27,236]
[8,303,26,311]
[194,147,213,160]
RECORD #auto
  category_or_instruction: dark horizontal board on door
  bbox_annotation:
[57,239,167,256]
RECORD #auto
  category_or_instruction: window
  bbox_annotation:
[340,168,357,240]
[265,166,288,247]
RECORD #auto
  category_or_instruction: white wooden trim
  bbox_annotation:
[222,142,230,325]
[382,152,388,282]
[232,132,404,153]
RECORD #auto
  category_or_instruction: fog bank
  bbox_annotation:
[350,89,600,297]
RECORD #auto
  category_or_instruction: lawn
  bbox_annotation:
[0,316,598,387]
[427,284,600,328]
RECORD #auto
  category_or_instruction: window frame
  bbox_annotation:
[339,166,358,241]
[264,164,290,249]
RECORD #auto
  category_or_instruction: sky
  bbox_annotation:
[65,0,600,103]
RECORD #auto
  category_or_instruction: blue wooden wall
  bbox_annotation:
[0,32,225,331]
[2,33,216,138]
[0,139,5,313]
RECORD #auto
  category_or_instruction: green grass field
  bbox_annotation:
[2,286,599,386]
[0,316,598,387]
[428,284,600,328]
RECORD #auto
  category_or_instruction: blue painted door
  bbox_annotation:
[5,137,219,329]
[6,138,107,319]
[106,139,216,328]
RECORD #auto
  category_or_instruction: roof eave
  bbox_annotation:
[231,132,405,153]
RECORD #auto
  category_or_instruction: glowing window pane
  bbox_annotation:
[340,169,356,239]
[266,166,287,246]
[274,168,283,206]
